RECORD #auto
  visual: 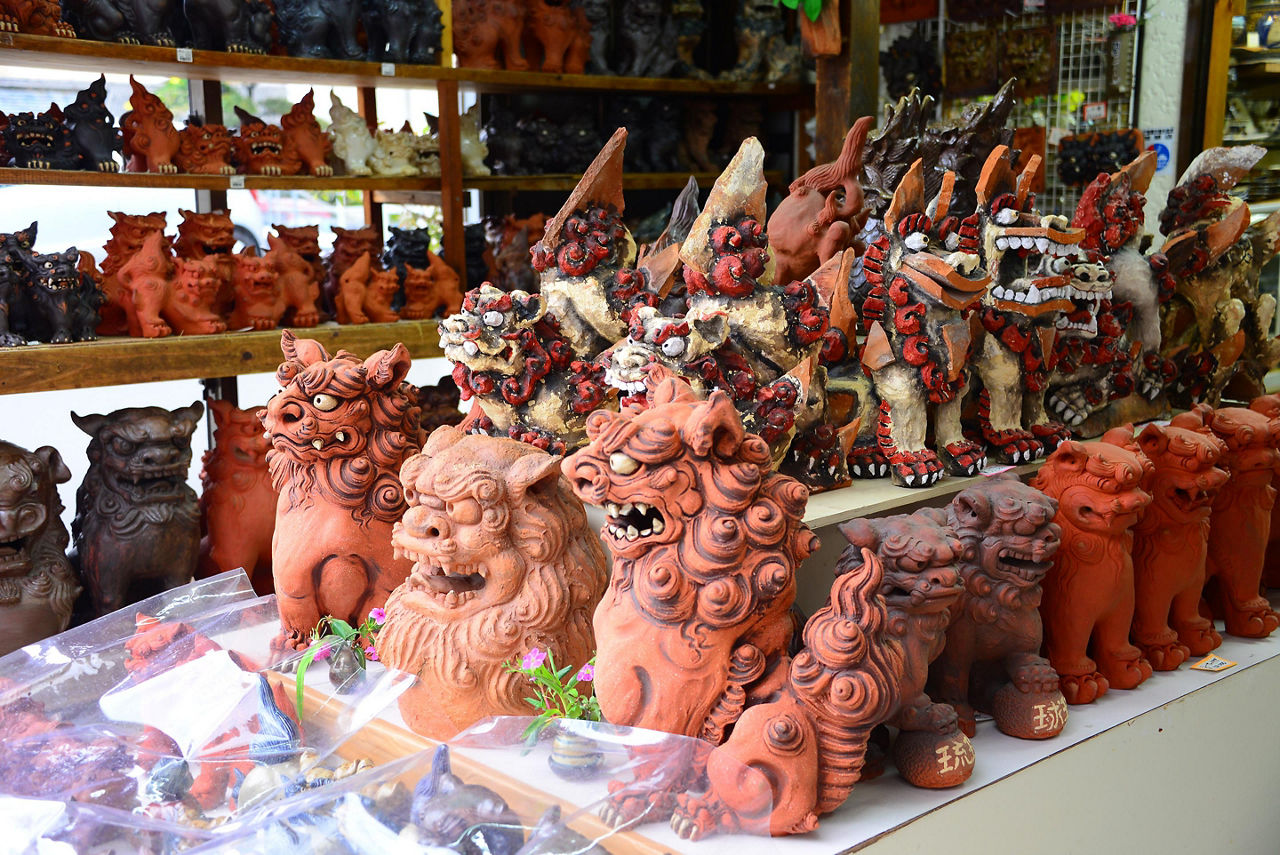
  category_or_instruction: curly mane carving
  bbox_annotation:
[378,427,607,739]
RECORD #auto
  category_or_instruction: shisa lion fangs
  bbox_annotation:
[562,377,898,838]
[259,331,424,650]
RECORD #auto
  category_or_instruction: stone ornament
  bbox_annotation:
[72,402,204,619]
[563,377,898,837]
[259,332,423,649]
[120,76,179,174]
[1130,409,1229,669]
[927,475,1066,739]
[767,119,872,286]
[840,512,972,788]
[112,231,182,337]
[1203,405,1280,638]
[175,208,236,314]
[199,400,276,595]
[1033,431,1153,704]
[1,0,74,36]
[0,440,80,657]
[379,427,607,740]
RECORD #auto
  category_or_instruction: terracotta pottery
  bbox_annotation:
[926,475,1065,739]
[233,106,299,176]
[767,119,872,286]
[563,377,898,837]
[452,0,528,70]
[334,251,373,325]
[1130,410,1230,668]
[1033,431,1153,704]
[167,257,227,335]
[175,208,236,315]
[1157,146,1266,407]
[175,120,236,175]
[4,0,75,35]
[264,233,322,327]
[364,267,402,323]
[120,76,179,174]
[326,224,383,309]
[0,440,80,657]
[525,0,590,74]
[848,158,990,487]
[379,428,607,740]
[198,400,276,595]
[259,332,423,649]
[841,512,971,788]
[72,403,204,619]
[402,251,462,320]
[1203,405,1280,638]
[1250,393,1280,588]
[229,250,285,330]
[280,90,333,177]
[99,211,166,336]
[115,229,178,338]
[273,224,326,288]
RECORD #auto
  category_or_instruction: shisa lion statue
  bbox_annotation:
[562,377,898,837]
[378,427,608,740]
[259,331,424,649]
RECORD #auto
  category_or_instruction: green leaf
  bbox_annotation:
[328,619,356,640]
[802,0,822,21]
[295,645,322,718]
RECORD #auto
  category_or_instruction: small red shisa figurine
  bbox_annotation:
[1203,405,1280,638]
[378,428,608,740]
[199,400,276,595]
[120,76,179,174]
[259,332,424,649]
[1249,393,1280,588]
[1034,431,1153,704]
[562,377,898,837]
[926,474,1066,740]
[840,511,973,789]
[1130,410,1229,668]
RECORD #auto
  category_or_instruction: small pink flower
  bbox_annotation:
[364,645,379,662]
[521,647,547,671]
[314,643,332,661]
[368,607,386,624]
[1109,13,1136,26]
[575,664,594,682]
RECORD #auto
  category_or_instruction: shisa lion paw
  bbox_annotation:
[1030,421,1073,452]
[941,440,986,476]
[1059,671,1108,705]
[1101,653,1153,690]
[600,783,677,830]
[1010,657,1061,695]
[848,444,889,479]
[982,428,1044,465]
[1177,623,1222,656]
[888,449,945,488]
[1139,639,1190,672]
[1223,601,1280,639]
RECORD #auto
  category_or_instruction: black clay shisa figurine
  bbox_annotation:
[63,75,121,173]
[71,403,204,619]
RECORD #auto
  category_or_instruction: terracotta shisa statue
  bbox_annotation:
[1250,393,1280,588]
[175,208,236,314]
[1203,405,1280,638]
[99,211,166,335]
[563,377,898,837]
[72,403,204,619]
[232,106,297,176]
[175,120,236,175]
[274,224,326,287]
[280,90,333,177]
[525,0,590,74]
[264,233,322,328]
[229,250,285,330]
[325,224,383,307]
[199,400,276,595]
[840,511,972,788]
[927,475,1066,739]
[401,251,462,320]
[1033,432,1153,704]
[451,0,528,69]
[379,428,607,740]
[120,77,179,174]
[766,118,872,286]
[259,332,424,649]
[0,440,80,657]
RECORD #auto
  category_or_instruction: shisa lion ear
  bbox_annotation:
[682,390,744,458]
[363,342,412,390]
[280,329,331,366]
[507,451,563,502]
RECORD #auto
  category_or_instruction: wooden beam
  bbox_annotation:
[437,80,466,274]
[814,0,878,163]
[1203,0,1234,149]
[356,86,385,234]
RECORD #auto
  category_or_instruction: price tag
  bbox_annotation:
[1190,654,1237,673]
[381,62,396,76]
[176,47,193,63]
[228,175,245,189]
[1082,101,1108,122]
[0,33,13,46]
[981,464,1016,477]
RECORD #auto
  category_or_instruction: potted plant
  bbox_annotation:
[504,647,604,780]
[294,608,385,717]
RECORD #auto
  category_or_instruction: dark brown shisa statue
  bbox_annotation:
[72,403,204,619]
[0,440,80,656]
[926,475,1066,739]
[562,377,899,837]
[379,428,608,740]
[259,332,424,649]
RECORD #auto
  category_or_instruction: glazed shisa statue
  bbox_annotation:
[378,428,607,740]
[199,400,275,595]
[329,93,379,176]
[970,145,1086,463]
[926,475,1066,740]
[562,377,899,837]
[1,105,77,170]
[0,440,80,657]
[120,76,179,174]
[1157,145,1266,408]
[849,159,989,487]
[766,118,873,285]
[259,332,424,649]
[1203,405,1280,639]
[840,511,973,789]
[175,119,236,175]
[72,403,204,619]
[1033,432,1153,704]
[1130,410,1229,668]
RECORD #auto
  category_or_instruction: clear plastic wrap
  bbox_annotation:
[0,577,412,854]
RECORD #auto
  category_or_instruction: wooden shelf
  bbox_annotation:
[0,33,804,98]
[463,171,789,192]
[0,167,441,192]
[0,321,443,395]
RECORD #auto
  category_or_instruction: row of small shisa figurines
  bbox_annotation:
[430,122,1275,495]
[0,215,461,345]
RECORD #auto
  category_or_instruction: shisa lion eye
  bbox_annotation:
[661,337,687,358]
[482,310,504,327]
[904,232,928,251]
[994,207,1019,226]
[312,393,340,412]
